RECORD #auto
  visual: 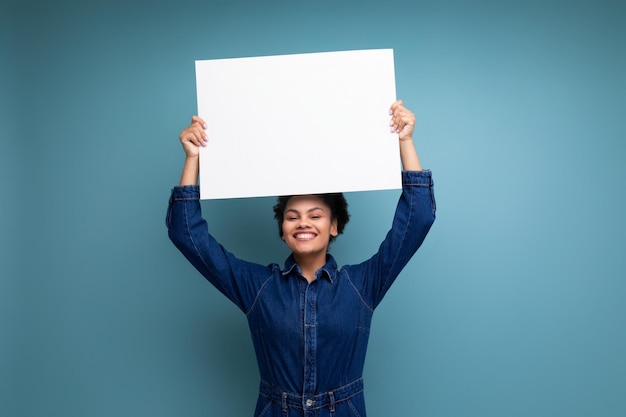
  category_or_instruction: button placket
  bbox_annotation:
[302,282,317,398]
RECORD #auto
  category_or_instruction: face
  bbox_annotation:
[281,195,338,259]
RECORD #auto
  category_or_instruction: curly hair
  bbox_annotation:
[273,193,350,243]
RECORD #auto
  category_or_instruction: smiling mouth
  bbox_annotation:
[294,232,317,240]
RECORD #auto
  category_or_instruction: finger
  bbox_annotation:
[191,129,208,146]
[391,114,406,133]
[191,115,207,129]
[190,123,209,141]
[397,108,415,125]
[180,127,206,147]
[193,124,208,139]
[188,134,204,147]
[390,114,406,132]
[389,99,403,114]
[390,103,407,126]
[389,100,410,132]
[389,118,400,133]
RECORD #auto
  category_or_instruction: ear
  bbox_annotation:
[330,219,338,237]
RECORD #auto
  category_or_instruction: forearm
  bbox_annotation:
[179,155,199,186]
[390,100,422,171]
[353,170,435,308]
[399,138,422,171]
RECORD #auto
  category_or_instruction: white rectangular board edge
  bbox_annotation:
[195,49,400,200]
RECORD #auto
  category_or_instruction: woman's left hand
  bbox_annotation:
[389,100,416,142]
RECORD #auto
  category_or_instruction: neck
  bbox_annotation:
[293,252,327,283]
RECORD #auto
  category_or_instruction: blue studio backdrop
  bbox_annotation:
[1,0,625,416]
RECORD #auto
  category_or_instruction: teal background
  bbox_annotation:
[2,0,625,416]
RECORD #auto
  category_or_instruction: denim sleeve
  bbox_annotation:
[165,185,273,313]
[345,170,436,310]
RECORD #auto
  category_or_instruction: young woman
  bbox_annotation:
[166,100,436,417]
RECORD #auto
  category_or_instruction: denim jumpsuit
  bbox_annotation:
[166,170,436,417]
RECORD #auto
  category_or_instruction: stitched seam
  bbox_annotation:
[246,271,275,316]
[380,186,415,292]
[257,399,272,417]
[344,269,374,313]
[347,399,363,417]
[182,201,238,303]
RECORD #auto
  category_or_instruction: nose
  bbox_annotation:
[296,218,311,228]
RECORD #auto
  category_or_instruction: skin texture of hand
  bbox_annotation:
[179,115,208,158]
[390,100,422,171]
[389,100,416,141]
[177,116,207,186]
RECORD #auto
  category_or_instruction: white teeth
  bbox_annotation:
[295,233,316,239]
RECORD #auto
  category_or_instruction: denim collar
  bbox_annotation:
[282,254,338,283]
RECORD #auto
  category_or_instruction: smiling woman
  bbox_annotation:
[166,100,436,417]
[278,195,340,282]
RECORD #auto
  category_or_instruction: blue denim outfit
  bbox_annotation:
[166,170,436,417]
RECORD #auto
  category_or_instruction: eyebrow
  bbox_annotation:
[284,207,327,214]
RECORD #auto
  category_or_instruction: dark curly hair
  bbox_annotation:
[273,193,350,243]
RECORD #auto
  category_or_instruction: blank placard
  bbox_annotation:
[195,49,400,199]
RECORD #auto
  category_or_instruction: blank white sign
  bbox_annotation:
[195,49,400,199]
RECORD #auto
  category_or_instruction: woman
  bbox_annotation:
[166,100,436,417]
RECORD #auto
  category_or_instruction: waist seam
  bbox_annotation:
[259,377,364,411]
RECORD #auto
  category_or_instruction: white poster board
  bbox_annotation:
[195,49,400,199]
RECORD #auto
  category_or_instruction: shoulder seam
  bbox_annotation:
[245,266,278,316]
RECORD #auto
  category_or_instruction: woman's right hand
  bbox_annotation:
[179,116,208,158]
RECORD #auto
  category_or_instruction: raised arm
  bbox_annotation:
[389,100,422,172]
[178,115,208,186]
[168,116,273,313]
[342,101,434,308]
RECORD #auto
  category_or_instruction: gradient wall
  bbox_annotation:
[2,0,624,416]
